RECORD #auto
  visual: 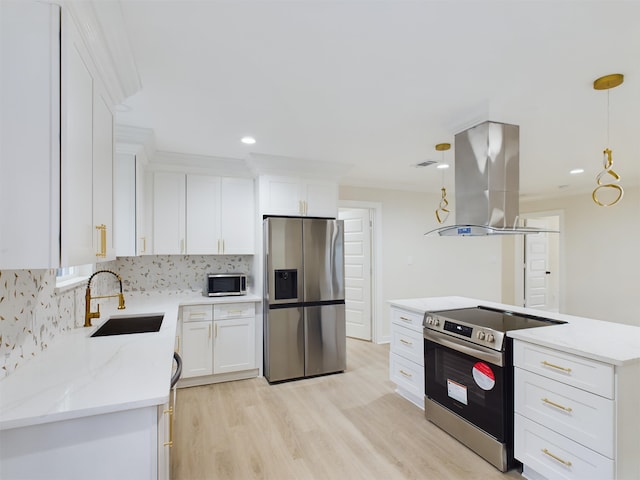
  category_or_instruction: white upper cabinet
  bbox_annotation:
[60,9,116,266]
[219,177,255,254]
[1,3,134,269]
[153,172,186,255]
[186,175,221,254]
[0,1,60,269]
[259,175,338,218]
[114,146,151,257]
[92,83,115,262]
[154,173,255,255]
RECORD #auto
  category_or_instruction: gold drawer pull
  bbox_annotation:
[542,360,572,373]
[542,397,573,413]
[399,316,412,323]
[541,448,572,467]
[399,369,412,378]
[400,339,413,346]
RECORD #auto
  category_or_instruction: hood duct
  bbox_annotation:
[425,121,558,236]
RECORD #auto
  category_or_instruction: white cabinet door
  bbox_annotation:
[260,176,304,216]
[0,1,60,269]
[114,153,136,257]
[60,9,95,267]
[92,84,115,262]
[136,154,150,255]
[186,175,221,254]
[220,177,255,254]
[181,320,213,378]
[213,317,255,374]
[259,175,338,217]
[305,180,338,217]
[153,172,186,254]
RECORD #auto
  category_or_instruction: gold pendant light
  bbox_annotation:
[434,143,451,224]
[592,73,624,207]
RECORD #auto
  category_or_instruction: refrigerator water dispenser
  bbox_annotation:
[274,269,298,300]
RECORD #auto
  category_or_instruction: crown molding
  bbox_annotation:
[63,1,141,105]
[149,151,253,177]
[115,124,156,162]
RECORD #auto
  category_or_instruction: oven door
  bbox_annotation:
[424,329,507,442]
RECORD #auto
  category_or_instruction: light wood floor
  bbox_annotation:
[172,339,523,480]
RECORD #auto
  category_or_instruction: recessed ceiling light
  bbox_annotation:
[436,164,450,169]
[241,136,256,145]
[570,168,584,175]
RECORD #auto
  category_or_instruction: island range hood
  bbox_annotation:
[425,121,557,236]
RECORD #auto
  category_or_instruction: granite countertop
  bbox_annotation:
[388,296,640,367]
[0,291,261,431]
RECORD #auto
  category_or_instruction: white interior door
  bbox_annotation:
[338,208,372,341]
[524,216,559,312]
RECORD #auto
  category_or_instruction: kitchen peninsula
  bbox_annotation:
[389,296,640,480]
[0,291,260,480]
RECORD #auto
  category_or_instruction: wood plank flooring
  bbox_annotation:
[172,339,523,480]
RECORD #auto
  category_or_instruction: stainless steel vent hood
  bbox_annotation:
[425,121,557,236]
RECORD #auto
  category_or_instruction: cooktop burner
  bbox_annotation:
[424,306,565,351]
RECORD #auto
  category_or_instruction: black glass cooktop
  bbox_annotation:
[433,306,565,332]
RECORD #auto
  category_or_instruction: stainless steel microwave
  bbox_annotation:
[207,274,247,296]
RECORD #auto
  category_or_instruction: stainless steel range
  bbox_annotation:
[423,306,564,472]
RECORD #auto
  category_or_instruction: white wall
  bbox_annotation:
[519,186,640,325]
[340,186,503,341]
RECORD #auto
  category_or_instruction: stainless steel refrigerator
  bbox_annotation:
[263,217,346,383]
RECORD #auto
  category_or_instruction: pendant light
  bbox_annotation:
[434,143,451,224]
[592,73,624,207]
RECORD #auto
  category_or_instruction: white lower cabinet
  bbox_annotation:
[389,306,424,408]
[513,339,640,480]
[178,302,258,387]
[0,406,162,479]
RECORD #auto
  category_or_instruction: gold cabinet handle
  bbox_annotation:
[180,238,185,254]
[217,239,221,254]
[96,224,107,257]
[163,406,174,447]
[399,339,413,346]
[542,360,572,373]
[215,323,218,339]
[188,312,206,320]
[541,448,572,467]
[304,200,308,215]
[399,369,412,378]
[542,397,573,413]
[208,323,212,340]
[140,236,146,254]
[399,316,412,323]
[222,239,225,253]
[176,335,180,353]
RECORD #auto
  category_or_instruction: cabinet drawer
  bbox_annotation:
[390,307,423,331]
[515,414,614,480]
[513,340,614,399]
[390,324,424,366]
[389,352,424,400]
[181,305,213,322]
[515,368,614,458]
[214,303,254,319]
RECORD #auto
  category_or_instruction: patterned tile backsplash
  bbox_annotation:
[0,255,253,379]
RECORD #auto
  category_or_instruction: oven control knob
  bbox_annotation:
[425,316,434,325]
[433,318,440,326]
[477,331,485,340]
[486,333,495,343]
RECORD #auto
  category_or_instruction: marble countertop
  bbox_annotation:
[0,291,261,431]
[388,296,640,367]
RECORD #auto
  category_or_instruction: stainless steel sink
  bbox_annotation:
[91,314,164,337]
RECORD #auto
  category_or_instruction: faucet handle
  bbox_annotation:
[118,293,126,310]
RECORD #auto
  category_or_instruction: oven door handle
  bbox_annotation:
[424,329,504,367]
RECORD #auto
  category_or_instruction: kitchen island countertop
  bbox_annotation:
[389,296,640,366]
[0,291,261,431]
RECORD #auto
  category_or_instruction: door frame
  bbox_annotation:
[338,201,383,344]
[513,210,565,312]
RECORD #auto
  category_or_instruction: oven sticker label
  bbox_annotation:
[447,379,468,405]
[472,362,496,391]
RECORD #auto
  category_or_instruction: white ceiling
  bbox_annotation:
[116,0,640,198]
